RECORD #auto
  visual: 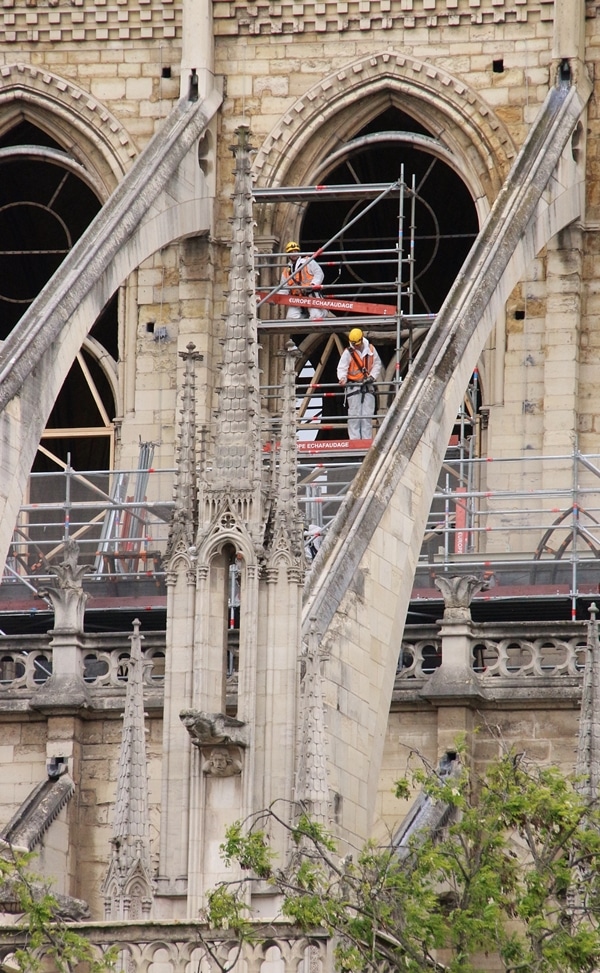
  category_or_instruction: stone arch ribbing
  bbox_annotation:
[0,62,138,193]
[253,51,516,207]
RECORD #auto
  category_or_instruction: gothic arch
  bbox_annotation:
[253,52,503,447]
[83,334,119,406]
[197,529,257,569]
[252,50,516,220]
[0,62,138,195]
[0,68,137,472]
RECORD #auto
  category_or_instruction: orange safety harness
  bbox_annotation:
[345,344,377,404]
[281,259,318,296]
[347,344,375,384]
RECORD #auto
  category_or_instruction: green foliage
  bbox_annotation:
[205,752,600,973]
[0,848,116,973]
[220,822,274,878]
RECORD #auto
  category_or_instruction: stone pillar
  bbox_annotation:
[156,566,196,899]
[31,541,90,713]
[29,541,90,901]
[180,711,249,915]
[552,0,585,79]
[542,228,583,462]
[422,577,488,755]
[180,0,214,100]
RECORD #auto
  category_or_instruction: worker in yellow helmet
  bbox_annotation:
[279,241,325,320]
[337,327,382,441]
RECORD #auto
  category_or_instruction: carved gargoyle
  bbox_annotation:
[180,709,249,748]
[0,880,90,920]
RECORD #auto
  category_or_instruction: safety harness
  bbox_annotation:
[282,258,317,296]
[346,344,376,403]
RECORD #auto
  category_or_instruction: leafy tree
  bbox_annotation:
[204,749,600,973]
[0,847,115,973]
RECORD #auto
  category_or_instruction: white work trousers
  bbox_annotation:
[285,304,328,320]
[346,384,376,440]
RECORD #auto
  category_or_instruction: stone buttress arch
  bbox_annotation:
[301,76,590,847]
[0,88,220,583]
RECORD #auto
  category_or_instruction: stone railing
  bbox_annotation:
[0,921,331,973]
[0,632,165,696]
[0,619,589,701]
[398,621,588,682]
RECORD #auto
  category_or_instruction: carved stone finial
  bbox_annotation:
[232,125,252,152]
[434,575,486,621]
[37,540,88,633]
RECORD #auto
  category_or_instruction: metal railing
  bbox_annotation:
[5,464,175,589]
[6,432,600,611]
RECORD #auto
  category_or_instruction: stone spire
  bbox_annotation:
[167,342,202,558]
[102,619,154,920]
[575,602,600,799]
[198,126,263,525]
[295,621,329,823]
[265,341,305,569]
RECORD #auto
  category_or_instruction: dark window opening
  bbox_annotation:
[0,121,118,473]
[294,106,479,439]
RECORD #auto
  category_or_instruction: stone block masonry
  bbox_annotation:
[213,0,556,35]
[0,0,181,45]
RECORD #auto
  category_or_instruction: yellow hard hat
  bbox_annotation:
[285,241,300,253]
[349,328,363,343]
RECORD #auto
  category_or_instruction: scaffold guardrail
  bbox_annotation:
[4,447,600,610]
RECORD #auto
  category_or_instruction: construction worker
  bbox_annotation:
[337,328,383,441]
[279,241,325,320]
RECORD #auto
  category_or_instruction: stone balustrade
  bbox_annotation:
[398,620,588,682]
[0,922,331,973]
[0,632,166,697]
[0,619,590,702]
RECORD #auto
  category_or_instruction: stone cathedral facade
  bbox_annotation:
[0,0,599,969]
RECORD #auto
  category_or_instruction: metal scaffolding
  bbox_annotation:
[254,171,436,380]
[6,447,600,617]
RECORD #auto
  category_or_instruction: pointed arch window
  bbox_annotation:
[0,120,119,473]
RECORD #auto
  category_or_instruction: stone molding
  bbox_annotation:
[0,631,166,706]
[399,620,588,681]
[0,923,330,973]
[213,0,553,33]
[252,50,515,196]
[0,0,180,44]
[0,62,137,177]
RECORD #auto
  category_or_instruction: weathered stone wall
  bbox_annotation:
[0,0,598,948]
[0,2,181,144]
[1,718,47,825]
[377,697,581,841]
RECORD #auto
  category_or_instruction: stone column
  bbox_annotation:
[31,541,90,713]
[542,228,583,462]
[180,0,214,100]
[29,541,90,900]
[422,576,488,756]
[552,0,585,80]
